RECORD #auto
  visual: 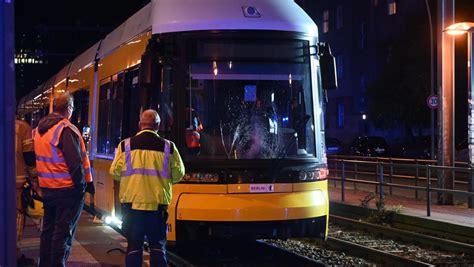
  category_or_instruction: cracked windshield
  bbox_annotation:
[185,39,316,159]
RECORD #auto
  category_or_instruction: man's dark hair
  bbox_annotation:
[53,92,74,114]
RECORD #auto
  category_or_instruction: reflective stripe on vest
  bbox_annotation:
[121,138,171,179]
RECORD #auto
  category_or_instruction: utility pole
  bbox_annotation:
[437,0,455,205]
[0,0,17,265]
[425,0,436,160]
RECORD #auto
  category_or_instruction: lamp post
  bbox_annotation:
[424,0,436,160]
[446,22,474,208]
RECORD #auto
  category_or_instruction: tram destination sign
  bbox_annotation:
[250,184,275,193]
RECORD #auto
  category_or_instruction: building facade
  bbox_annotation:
[296,0,429,145]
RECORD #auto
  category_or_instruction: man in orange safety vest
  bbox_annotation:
[34,92,94,267]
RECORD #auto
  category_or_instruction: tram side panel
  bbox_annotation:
[67,64,96,206]
[92,32,150,216]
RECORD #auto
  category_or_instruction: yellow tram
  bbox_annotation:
[18,0,336,242]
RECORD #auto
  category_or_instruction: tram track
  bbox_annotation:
[324,236,433,266]
[331,214,474,255]
[263,213,474,266]
[330,201,474,244]
[323,215,474,266]
[167,240,324,266]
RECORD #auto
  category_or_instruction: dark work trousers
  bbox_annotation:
[39,193,84,267]
[122,203,168,267]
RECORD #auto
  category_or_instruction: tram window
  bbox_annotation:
[97,80,111,155]
[186,61,315,159]
[97,74,125,155]
[31,105,49,128]
[193,40,305,62]
[70,88,89,131]
[122,68,140,137]
[110,73,125,151]
[150,65,174,135]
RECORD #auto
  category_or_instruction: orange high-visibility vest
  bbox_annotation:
[34,119,92,189]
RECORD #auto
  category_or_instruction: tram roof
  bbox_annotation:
[98,0,317,58]
[151,0,318,36]
[70,41,101,76]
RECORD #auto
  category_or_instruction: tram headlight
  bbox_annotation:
[183,172,219,183]
[103,215,123,229]
[298,168,328,181]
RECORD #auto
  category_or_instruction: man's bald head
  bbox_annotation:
[139,109,161,131]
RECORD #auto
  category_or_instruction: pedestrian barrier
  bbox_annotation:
[327,156,474,216]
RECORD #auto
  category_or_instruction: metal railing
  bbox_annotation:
[327,156,474,216]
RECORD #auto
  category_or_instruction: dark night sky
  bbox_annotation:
[15,1,148,36]
[14,0,149,100]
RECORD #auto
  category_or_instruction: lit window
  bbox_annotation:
[388,0,396,15]
[323,10,329,33]
[336,6,343,29]
[336,55,344,79]
[337,102,344,128]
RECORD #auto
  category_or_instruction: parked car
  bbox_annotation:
[325,137,343,155]
[399,135,437,159]
[348,136,390,157]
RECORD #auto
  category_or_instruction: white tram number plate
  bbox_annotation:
[250,184,275,193]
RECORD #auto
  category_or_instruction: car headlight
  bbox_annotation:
[182,172,219,183]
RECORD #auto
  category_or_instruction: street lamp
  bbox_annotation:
[445,22,474,208]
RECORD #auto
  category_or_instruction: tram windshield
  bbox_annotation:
[186,39,316,160]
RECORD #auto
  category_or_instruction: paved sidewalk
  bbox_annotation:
[18,212,145,267]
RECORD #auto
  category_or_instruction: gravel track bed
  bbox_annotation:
[264,223,474,266]
[329,223,474,265]
[264,239,371,266]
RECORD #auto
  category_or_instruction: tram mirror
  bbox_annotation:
[318,42,338,90]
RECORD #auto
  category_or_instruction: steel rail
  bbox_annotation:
[323,236,435,267]
[330,215,474,255]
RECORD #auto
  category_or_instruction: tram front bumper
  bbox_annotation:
[175,190,329,240]
[176,190,328,221]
